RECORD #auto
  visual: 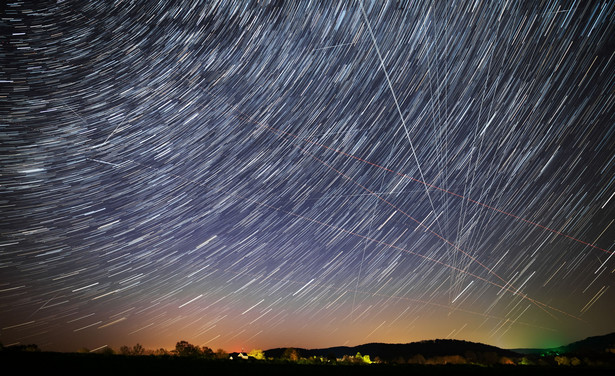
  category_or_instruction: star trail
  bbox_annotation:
[2,0,615,353]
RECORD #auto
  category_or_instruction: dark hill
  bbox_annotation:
[266,339,519,362]
[558,332,615,355]
[513,332,615,355]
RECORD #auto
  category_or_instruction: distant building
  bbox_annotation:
[229,352,250,360]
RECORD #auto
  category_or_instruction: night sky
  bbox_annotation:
[2,0,615,353]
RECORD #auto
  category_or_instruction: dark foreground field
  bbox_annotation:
[2,351,614,376]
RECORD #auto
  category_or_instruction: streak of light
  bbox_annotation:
[452,281,474,303]
[115,158,583,322]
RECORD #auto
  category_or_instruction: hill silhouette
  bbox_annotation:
[514,332,615,355]
[557,332,615,355]
[2,334,614,374]
[266,333,615,364]
[265,338,518,363]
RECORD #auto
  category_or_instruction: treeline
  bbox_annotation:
[270,348,615,367]
[0,343,41,352]
[106,341,615,368]
[64,341,234,359]
[2,340,615,368]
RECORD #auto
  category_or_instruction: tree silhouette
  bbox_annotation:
[201,346,214,359]
[248,349,265,360]
[119,343,145,356]
[153,348,169,356]
[174,341,201,357]
[132,343,144,355]
[1,344,40,352]
[282,348,300,361]
[215,348,228,359]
